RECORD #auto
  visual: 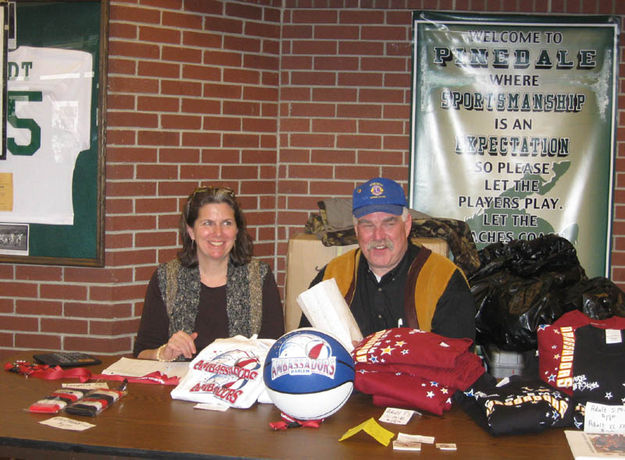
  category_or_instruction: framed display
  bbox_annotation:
[410,11,619,277]
[0,2,6,162]
[0,0,107,266]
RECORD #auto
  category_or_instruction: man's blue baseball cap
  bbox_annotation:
[352,177,408,218]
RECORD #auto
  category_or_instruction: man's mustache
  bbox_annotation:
[367,238,394,250]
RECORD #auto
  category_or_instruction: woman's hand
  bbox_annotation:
[161,331,198,360]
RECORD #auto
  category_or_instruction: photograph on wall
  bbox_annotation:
[0,223,28,255]
[410,11,619,277]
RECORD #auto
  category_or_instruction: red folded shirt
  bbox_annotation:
[352,328,484,415]
[356,350,484,390]
[356,371,453,415]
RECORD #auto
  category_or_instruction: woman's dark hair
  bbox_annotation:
[178,186,253,267]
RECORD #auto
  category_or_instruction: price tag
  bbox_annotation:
[584,402,625,434]
[379,407,418,425]
[605,329,623,345]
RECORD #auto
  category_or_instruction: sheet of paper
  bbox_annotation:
[297,278,363,351]
[102,357,189,379]
[566,430,625,458]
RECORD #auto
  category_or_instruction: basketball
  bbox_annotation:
[263,328,355,420]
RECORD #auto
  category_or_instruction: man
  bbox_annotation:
[303,177,476,341]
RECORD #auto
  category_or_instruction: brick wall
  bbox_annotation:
[1,0,624,357]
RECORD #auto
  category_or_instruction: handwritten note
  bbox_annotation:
[40,416,95,431]
[379,407,418,425]
[584,402,625,434]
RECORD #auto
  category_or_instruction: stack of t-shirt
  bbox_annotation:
[537,309,625,396]
[570,324,625,429]
[537,310,625,429]
[459,374,574,435]
[351,328,485,415]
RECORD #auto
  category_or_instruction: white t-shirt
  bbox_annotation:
[171,335,275,409]
[0,46,93,225]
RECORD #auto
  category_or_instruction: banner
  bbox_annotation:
[410,12,619,277]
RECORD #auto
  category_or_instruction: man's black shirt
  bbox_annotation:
[302,242,476,341]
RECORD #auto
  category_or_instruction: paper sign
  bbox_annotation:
[436,443,457,451]
[396,433,435,444]
[584,402,625,434]
[40,416,95,431]
[194,402,230,412]
[339,417,395,446]
[393,437,421,451]
[379,407,417,425]
[0,173,13,212]
[62,382,108,390]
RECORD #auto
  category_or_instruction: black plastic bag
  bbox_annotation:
[469,235,595,352]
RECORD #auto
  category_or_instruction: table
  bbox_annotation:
[0,353,574,459]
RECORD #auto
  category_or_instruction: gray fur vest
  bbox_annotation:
[157,258,266,338]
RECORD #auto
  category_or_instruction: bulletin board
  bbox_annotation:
[0,0,107,266]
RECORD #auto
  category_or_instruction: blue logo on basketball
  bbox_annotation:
[263,328,355,419]
[270,332,336,380]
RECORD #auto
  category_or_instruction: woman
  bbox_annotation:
[134,186,284,361]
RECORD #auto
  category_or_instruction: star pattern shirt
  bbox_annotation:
[353,327,474,368]
[357,371,454,415]
[571,325,625,429]
[351,328,484,415]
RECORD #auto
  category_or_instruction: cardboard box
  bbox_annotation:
[284,233,449,331]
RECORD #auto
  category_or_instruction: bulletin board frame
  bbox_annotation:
[0,0,108,267]
[0,3,7,163]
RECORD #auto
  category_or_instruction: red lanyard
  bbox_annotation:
[5,361,92,381]
[5,361,180,385]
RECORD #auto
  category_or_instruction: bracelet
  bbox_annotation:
[156,344,172,362]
